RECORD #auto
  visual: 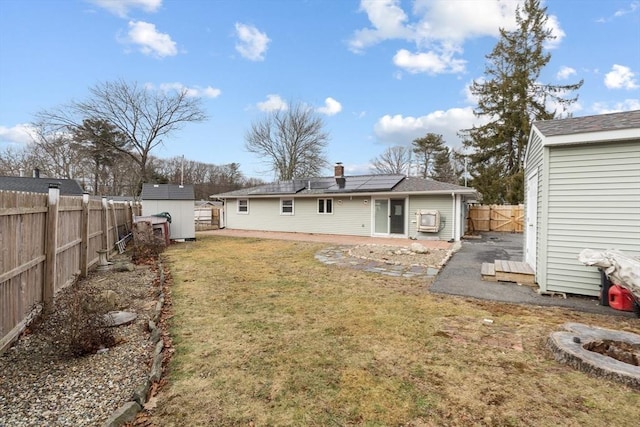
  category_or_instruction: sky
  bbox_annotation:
[0,0,639,180]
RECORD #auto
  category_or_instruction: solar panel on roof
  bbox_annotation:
[325,175,404,192]
[248,181,306,195]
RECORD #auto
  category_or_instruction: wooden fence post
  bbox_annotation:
[44,183,60,313]
[101,197,109,260]
[110,200,119,244]
[80,192,90,278]
[128,201,134,231]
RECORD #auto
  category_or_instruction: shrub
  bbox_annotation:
[42,278,116,358]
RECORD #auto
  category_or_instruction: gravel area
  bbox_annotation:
[0,258,158,427]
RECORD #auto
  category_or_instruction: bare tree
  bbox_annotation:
[370,145,411,175]
[28,120,83,180]
[37,79,207,192]
[245,102,330,180]
[0,145,33,176]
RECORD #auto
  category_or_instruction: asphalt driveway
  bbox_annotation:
[431,232,633,316]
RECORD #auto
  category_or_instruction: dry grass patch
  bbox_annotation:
[144,235,640,426]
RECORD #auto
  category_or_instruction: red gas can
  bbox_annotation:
[608,285,635,312]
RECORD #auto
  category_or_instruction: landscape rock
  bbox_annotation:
[410,243,429,254]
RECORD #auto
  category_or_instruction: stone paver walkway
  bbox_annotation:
[314,246,441,279]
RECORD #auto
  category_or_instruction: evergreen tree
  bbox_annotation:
[412,133,446,178]
[72,118,128,195]
[432,147,458,184]
[460,0,582,204]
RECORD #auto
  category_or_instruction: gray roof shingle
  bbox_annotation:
[0,176,84,195]
[534,110,640,137]
[141,183,195,200]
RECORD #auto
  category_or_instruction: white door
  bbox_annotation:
[525,172,538,269]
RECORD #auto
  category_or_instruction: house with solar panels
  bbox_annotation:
[211,164,477,241]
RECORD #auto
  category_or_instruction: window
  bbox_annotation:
[237,199,248,214]
[280,198,294,215]
[318,198,333,214]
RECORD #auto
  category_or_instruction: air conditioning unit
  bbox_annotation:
[416,209,440,233]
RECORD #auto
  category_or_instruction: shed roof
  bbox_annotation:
[0,176,84,195]
[533,110,640,138]
[141,183,195,200]
[212,174,475,198]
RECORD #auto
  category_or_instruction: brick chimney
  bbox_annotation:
[334,162,345,189]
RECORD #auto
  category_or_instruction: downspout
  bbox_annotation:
[451,192,456,241]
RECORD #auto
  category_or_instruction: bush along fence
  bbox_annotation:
[467,204,524,233]
[0,186,141,353]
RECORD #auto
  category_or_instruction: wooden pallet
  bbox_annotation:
[481,260,536,286]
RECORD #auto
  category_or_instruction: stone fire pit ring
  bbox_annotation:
[548,322,640,390]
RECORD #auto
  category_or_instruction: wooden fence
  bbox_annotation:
[195,207,221,230]
[467,204,524,233]
[0,188,141,353]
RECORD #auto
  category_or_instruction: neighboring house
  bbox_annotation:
[140,183,196,241]
[0,175,84,196]
[211,164,477,241]
[523,110,640,297]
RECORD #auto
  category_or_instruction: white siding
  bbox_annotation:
[545,140,640,296]
[225,196,372,236]
[408,195,454,240]
[141,200,196,240]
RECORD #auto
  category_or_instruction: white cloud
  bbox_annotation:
[257,94,287,112]
[348,0,412,53]
[316,97,342,116]
[411,0,519,43]
[556,66,577,80]
[87,0,162,18]
[351,0,567,75]
[235,23,270,61]
[614,1,640,17]
[604,64,639,89]
[0,123,36,145]
[373,107,482,149]
[597,1,639,22]
[125,20,177,58]
[393,49,465,74]
[592,99,640,114]
[543,14,565,49]
[202,87,222,98]
[148,82,221,98]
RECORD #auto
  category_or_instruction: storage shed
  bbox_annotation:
[140,183,195,241]
[523,110,640,297]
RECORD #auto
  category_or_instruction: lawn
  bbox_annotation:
[144,235,639,426]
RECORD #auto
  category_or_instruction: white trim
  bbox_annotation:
[317,198,334,214]
[280,198,294,215]
[536,127,639,147]
[237,199,249,214]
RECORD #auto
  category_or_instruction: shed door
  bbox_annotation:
[525,172,538,269]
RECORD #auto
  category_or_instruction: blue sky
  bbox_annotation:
[1,0,639,180]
